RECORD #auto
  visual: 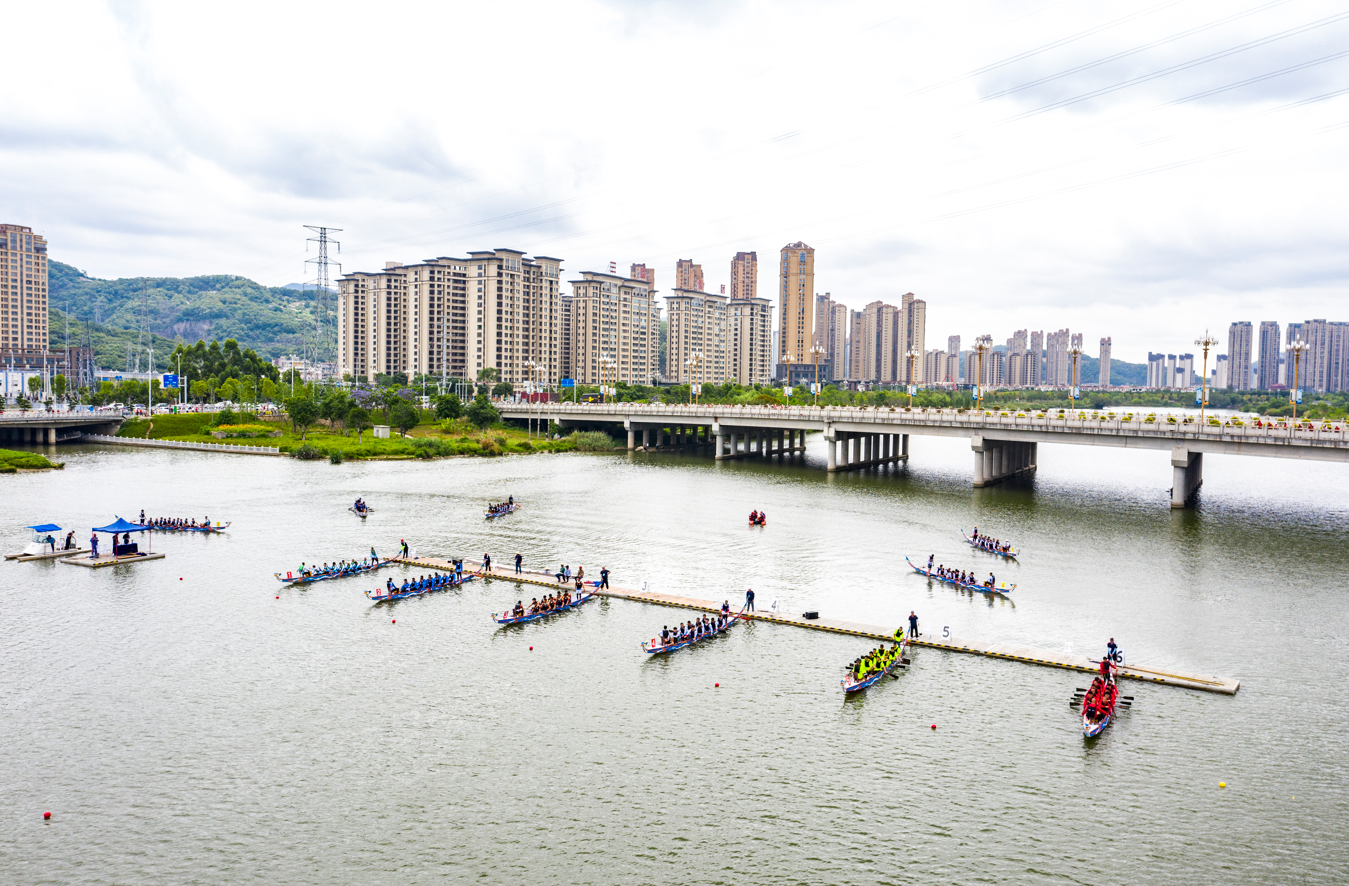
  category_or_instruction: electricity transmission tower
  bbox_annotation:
[304,226,342,365]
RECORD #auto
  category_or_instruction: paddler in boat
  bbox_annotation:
[1099,656,1113,684]
[927,554,934,571]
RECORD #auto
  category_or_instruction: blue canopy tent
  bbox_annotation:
[91,516,153,558]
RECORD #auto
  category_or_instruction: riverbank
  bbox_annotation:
[0,447,63,472]
[116,414,617,461]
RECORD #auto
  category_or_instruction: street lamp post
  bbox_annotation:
[1290,339,1308,422]
[1068,344,1082,411]
[685,351,703,404]
[973,337,992,410]
[905,347,920,407]
[1195,330,1218,425]
[809,344,825,407]
[600,357,617,404]
[782,352,795,405]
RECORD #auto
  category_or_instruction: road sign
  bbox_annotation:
[560,378,575,387]
[161,374,179,389]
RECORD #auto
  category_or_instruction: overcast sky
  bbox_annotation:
[4,0,1347,362]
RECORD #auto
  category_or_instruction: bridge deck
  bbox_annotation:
[395,557,1238,694]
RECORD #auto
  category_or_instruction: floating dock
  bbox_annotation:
[394,557,1239,695]
[61,552,166,568]
[6,547,92,562]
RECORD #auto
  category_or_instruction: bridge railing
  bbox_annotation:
[502,402,1348,447]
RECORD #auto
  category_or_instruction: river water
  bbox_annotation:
[2,434,1347,885]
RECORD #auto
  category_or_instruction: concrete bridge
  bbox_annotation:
[0,412,124,445]
[501,402,1349,508]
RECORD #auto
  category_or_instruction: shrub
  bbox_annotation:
[215,407,238,426]
[329,451,345,464]
[571,430,616,451]
[292,444,323,460]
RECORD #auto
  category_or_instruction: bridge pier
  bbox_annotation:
[973,437,1037,487]
[1171,448,1203,508]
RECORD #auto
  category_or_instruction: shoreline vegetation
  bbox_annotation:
[0,448,64,473]
[115,411,621,462]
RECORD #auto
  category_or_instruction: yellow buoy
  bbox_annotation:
[1219,782,1227,788]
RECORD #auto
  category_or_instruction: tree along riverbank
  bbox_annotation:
[0,448,64,473]
[115,412,620,462]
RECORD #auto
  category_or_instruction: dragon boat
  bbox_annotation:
[492,591,594,625]
[641,610,744,655]
[841,642,910,693]
[485,503,519,519]
[151,521,231,533]
[906,557,1016,596]
[961,530,1018,559]
[366,573,475,603]
[275,558,391,585]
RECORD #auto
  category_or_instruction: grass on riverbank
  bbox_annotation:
[117,414,604,460]
[0,448,63,472]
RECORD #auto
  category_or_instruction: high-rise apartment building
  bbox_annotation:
[1028,330,1044,385]
[1176,353,1195,389]
[728,293,773,386]
[847,294,926,384]
[1285,322,1306,390]
[629,263,654,286]
[847,309,864,381]
[1328,322,1349,393]
[903,293,926,383]
[827,302,847,382]
[403,257,470,380]
[1098,337,1112,387]
[675,259,704,293]
[338,263,412,380]
[778,242,815,377]
[811,292,849,381]
[1,224,49,353]
[1007,329,1030,387]
[1215,354,1229,389]
[667,289,729,385]
[338,248,562,385]
[568,270,660,385]
[1247,321,1271,390]
[1045,329,1072,387]
[730,252,757,301]
[1147,352,1167,389]
[559,295,574,381]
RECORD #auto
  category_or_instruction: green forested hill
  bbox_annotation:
[46,259,321,370]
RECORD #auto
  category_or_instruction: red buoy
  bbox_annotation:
[931,724,936,730]
[391,619,396,624]
[529,646,533,651]
[715,683,720,687]
[179,577,183,581]
[43,811,51,820]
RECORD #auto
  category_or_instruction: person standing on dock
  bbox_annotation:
[600,567,610,589]
[908,611,919,638]
[400,540,409,558]
[483,553,492,572]
[746,588,755,611]
[514,553,523,574]
[89,533,99,559]
[1107,638,1119,662]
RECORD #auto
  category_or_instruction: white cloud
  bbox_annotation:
[3,0,1347,361]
